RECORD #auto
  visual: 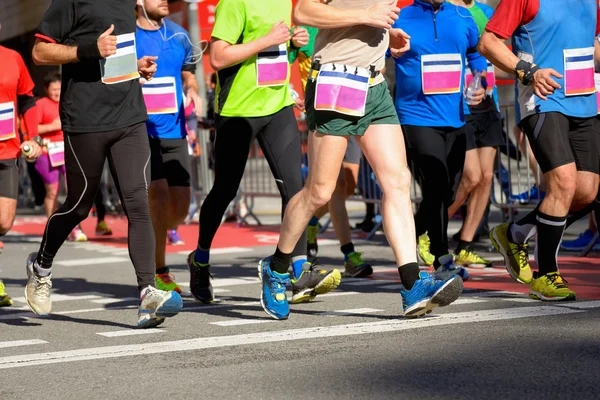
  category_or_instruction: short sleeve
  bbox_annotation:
[16,54,35,96]
[596,4,600,36]
[485,0,539,40]
[35,0,76,44]
[211,0,246,44]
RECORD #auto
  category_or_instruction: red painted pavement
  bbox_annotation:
[10,216,600,299]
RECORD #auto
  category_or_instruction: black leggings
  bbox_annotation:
[199,106,306,258]
[404,125,466,260]
[37,123,154,290]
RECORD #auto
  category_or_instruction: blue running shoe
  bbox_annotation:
[434,254,470,282]
[510,185,546,204]
[137,286,183,328]
[258,257,290,320]
[561,230,600,251]
[401,272,463,317]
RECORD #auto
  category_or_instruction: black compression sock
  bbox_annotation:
[341,242,355,257]
[398,262,420,290]
[271,247,291,275]
[536,211,566,276]
[156,267,169,275]
[456,239,472,252]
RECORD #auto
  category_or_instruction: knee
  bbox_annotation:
[381,166,412,195]
[463,169,482,192]
[573,179,599,208]
[306,182,336,209]
[548,170,577,201]
[479,169,494,188]
[45,186,59,201]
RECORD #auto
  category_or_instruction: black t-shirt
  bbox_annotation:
[36,0,147,133]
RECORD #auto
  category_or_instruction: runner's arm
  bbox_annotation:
[210,37,275,71]
[19,95,39,138]
[33,0,78,65]
[32,40,78,65]
[478,32,520,75]
[293,0,398,29]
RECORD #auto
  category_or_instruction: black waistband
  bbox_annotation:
[310,59,379,79]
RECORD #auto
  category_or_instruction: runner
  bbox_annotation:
[187,0,341,305]
[28,0,182,327]
[480,0,600,300]
[259,0,464,320]
[289,25,372,277]
[0,35,43,307]
[135,0,202,294]
[392,0,485,279]
[444,0,504,268]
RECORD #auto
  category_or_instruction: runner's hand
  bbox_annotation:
[291,27,309,48]
[532,68,562,100]
[469,87,486,106]
[185,89,203,117]
[21,140,42,160]
[97,24,117,58]
[365,0,400,30]
[294,96,305,111]
[51,117,62,131]
[265,21,292,47]
[389,28,410,58]
[138,56,158,81]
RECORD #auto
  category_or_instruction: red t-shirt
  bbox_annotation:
[36,97,64,149]
[0,45,35,160]
[486,0,600,39]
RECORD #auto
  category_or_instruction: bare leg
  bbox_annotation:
[329,167,352,246]
[447,149,481,218]
[0,198,17,235]
[43,183,60,218]
[356,124,416,265]
[167,186,191,230]
[460,147,496,241]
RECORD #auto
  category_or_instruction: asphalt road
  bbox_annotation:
[1,218,599,399]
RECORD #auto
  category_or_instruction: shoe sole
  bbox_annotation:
[24,253,51,316]
[290,269,342,304]
[490,227,530,285]
[186,253,214,304]
[404,276,464,318]
[257,260,288,320]
[529,289,576,301]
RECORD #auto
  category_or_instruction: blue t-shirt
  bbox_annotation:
[392,0,487,128]
[136,20,194,139]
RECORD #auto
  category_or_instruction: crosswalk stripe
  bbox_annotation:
[0,340,47,349]
[210,319,273,327]
[97,329,164,337]
[12,294,103,303]
[54,257,129,266]
[90,297,139,305]
[179,277,260,288]
[317,308,383,317]
[0,305,584,369]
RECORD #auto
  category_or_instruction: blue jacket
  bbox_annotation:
[392,0,487,128]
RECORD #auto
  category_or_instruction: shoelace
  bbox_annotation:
[507,243,529,267]
[192,265,213,286]
[348,252,364,266]
[35,276,52,297]
[547,274,568,289]
[268,274,288,298]
[158,273,176,285]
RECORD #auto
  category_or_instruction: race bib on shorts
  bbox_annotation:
[466,61,495,95]
[421,54,462,95]
[47,141,65,167]
[563,47,595,96]
[100,33,140,85]
[142,76,178,115]
[0,102,15,141]
[595,73,600,114]
[314,63,370,117]
[256,44,288,87]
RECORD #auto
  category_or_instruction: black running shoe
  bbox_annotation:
[291,260,341,304]
[187,251,214,303]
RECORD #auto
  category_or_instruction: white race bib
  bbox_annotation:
[142,76,178,115]
[314,63,370,117]
[421,54,462,95]
[0,102,16,142]
[256,44,289,87]
[563,47,595,97]
[100,33,140,85]
[47,141,65,167]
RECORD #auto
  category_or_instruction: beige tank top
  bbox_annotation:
[313,0,389,85]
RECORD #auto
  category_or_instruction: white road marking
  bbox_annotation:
[345,280,393,286]
[317,308,384,317]
[555,300,600,309]
[54,257,129,267]
[463,290,525,298]
[178,247,252,256]
[90,297,139,305]
[97,329,164,338]
[12,294,103,303]
[179,277,260,288]
[0,340,47,349]
[0,306,585,369]
[317,291,360,298]
[213,288,230,294]
[210,319,273,327]
[452,298,489,305]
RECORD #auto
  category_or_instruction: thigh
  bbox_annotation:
[108,123,151,194]
[35,154,61,186]
[64,132,108,203]
[477,146,498,176]
[213,114,254,183]
[446,126,467,187]
[569,117,599,174]
[0,159,18,200]
[148,136,166,183]
[520,112,572,174]
[465,115,477,152]
[402,125,448,186]
[161,138,191,187]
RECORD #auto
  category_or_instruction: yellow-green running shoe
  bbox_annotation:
[307,224,319,258]
[529,272,576,301]
[455,249,492,268]
[490,223,533,284]
[417,233,435,266]
[155,272,182,294]
[291,261,342,303]
[0,280,12,307]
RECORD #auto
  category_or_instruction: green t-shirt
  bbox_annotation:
[467,2,491,36]
[212,0,294,117]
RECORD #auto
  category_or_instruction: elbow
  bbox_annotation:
[477,33,493,59]
[32,45,44,65]
[292,6,309,26]
[209,56,224,72]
